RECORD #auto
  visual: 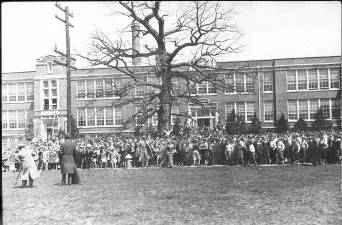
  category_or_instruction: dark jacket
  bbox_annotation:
[60,140,77,174]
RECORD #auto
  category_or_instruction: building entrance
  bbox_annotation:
[197,118,210,128]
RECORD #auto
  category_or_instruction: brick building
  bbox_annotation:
[2,54,341,146]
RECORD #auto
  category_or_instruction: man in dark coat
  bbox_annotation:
[60,135,81,185]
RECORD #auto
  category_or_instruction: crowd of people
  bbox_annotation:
[2,127,342,172]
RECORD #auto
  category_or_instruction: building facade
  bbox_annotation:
[2,55,341,147]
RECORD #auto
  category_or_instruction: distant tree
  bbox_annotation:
[225,109,236,134]
[293,117,308,131]
[171,117,181,137]
[275,114,288,133]
[235,117,247,134]
[311,107,332,131]
[249,113,262,134]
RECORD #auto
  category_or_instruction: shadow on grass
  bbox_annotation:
[11,185,39,189]
[53,183,85,186]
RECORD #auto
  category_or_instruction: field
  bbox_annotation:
[2,164,342,225]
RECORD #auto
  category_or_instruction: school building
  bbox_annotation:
[2,54,341,147]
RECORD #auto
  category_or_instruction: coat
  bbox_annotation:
[60,140,77,174]
[16,148,40,181]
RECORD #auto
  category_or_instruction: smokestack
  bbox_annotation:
[131,21,141,66]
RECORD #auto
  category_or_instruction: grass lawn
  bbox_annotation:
[2,164,342,225]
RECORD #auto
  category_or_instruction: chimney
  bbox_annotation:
[131,21,141,66]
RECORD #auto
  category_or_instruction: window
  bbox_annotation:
[44,81,49,88]
[319,69,329,89]
[245,74,254,93]
[148,77,160,94]
[246,102,255,122]
[51,80,57,88]
[87,108,95,126]
[197,83,207,95]
[320,99,330,119]
[225,74,234,93]
[95,80,104,98]
[96,108,105,126]
[113,79,122,97]
[18,111,25,128]
[104,79,113,97]
[207,82,216,94]
[105,107,113,125]
[9,111,17,129]
[297,70,307,90]
[86,80,95,98]
[235,74,244,92]
[77,108,86,127]
[195,82,216,95]
[135,85,147,97]
[51,99,57,109]
[264,101,273,121]
[114,107,123,125]
[44,99,49,110]
[51,89,57,97]
[288,100,297,121]
[286,71,296,91]
[136,76,147,97]
[309,100,319,120]
[263,72,273,92]
[77,81,86,99]
[2,111,8,129]
[330,68,340,89]
[2,84,8,102]
[236,102,245,121]
[197,108,210,118]
[225,103,234,119]
[298,100,308,120]
[44,89,49,98]
[26,83,34,101]
[331,99,340,119]
[308,69,318,90]
[8,84,17,102]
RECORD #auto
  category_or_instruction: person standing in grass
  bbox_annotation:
[15,144,40,187]
[225,139,234,166]
[59,135,80,185]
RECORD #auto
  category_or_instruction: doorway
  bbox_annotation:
[197,118,210,128]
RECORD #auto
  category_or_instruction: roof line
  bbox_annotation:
[218,55,341,64]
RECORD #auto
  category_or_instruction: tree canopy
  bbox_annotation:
[80,1,244,133]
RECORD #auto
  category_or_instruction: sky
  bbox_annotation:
[2,1,341,73]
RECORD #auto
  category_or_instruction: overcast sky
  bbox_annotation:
[2,1,341,73]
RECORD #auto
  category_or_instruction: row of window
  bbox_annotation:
[286,68,340,91]
[2,83,34,103]
[225,73,255,94]
[2,111,26,129]
[225,102,257,122]
[77,107,123,127]
[288,98,340,121]
[225,101,274,122]
[76,77,161,99]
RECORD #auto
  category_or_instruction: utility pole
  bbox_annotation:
[54,3,77,137]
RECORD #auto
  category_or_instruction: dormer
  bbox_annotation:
[36,55,68,75]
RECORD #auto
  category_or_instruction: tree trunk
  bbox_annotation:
[157,49,172,133]
[157,75,172,133]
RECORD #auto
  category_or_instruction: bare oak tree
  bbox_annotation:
[81,1,244,133]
